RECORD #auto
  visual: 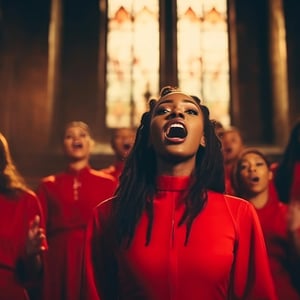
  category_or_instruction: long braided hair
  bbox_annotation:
[113,86,225,246]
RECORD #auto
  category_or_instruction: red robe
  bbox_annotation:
[254,192,300,299]
[82,176,277,300]
[36,166,117,300]
[224,164,235,195]
[0,190,44,300]
[99,161,125,183]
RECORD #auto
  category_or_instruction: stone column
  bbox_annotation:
[48,0,63,148]
[268,0,290,146]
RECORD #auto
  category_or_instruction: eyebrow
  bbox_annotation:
[157,98,199,106]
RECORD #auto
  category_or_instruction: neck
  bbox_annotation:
[156,157,195,176]
[247,189,269,209]
[68,158,89,171]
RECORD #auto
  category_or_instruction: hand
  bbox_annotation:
[26,215,47,256]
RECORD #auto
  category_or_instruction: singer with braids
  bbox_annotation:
[82,86,277,300]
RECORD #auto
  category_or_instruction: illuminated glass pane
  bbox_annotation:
[177,0,230,126]
[106,0,159,128]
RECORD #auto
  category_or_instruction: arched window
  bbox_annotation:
[105,0,229,128]
[106,0,159,128]
[177,1,230,126]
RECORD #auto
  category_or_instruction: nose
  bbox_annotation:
[168,108,184,119]
[249,164,256,172]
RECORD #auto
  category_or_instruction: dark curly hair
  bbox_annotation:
[113,86,225,246]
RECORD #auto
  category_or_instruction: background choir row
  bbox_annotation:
[1,102,300,299]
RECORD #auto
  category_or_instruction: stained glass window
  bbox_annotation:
[177,0,230,126]
[105,0,230,128]
[106,0,159,128]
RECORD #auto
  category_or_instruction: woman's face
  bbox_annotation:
[238,152,272,196]
[63,126,93,160]
[112,128,135,160]
[150,92,205,162]
[222,130,243,164]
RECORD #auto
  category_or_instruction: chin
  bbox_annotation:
[162,152,195,164]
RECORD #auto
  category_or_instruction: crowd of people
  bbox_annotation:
[0,85,300,299]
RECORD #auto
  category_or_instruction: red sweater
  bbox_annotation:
[36,166,117,300]
[82,175,277,300]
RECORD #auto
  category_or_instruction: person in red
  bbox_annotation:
[221,126,244,195]
[35,121,117,300]
[99,127,136,183]
[0,132,47,300]
[82,86,277,300]
[272,120,300,203]
[231,148,300,299]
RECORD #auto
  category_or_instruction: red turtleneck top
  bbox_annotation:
[82,176,277,300]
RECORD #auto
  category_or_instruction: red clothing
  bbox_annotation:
[254,192,300,299]
[225,164,235,195]
[37,166,117,300]
[82,176,277,300]
[99,161,125,182]
[0,190,44,300]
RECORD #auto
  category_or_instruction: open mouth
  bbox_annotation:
[224,147,232,154]
[165,122,187,142]
[250,176,259,183]
[123,143,132,151]
[72,142,83,149]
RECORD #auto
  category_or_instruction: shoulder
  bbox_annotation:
[90,169,116,182]
[38,171,70,186]
[208,191,250,207]
[19,189,39,202]
[14,189,41,212]
[94,196,114,214]
[39,174,58,184]
[208,191,255,218]
[36,174,62,194]
[91,197,116,227]
[225,193,255,216]
[98,165,116,175]
[224,193,250,206]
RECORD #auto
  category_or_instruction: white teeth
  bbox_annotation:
[170,123,184,128]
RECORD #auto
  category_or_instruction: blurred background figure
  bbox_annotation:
[99,127,136,183]
[36,121,117,300]
[212,119,225,140]
[221,126,245,195]
[273,120,300,203]
[0,132,47,300]
[232,148,300,299]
